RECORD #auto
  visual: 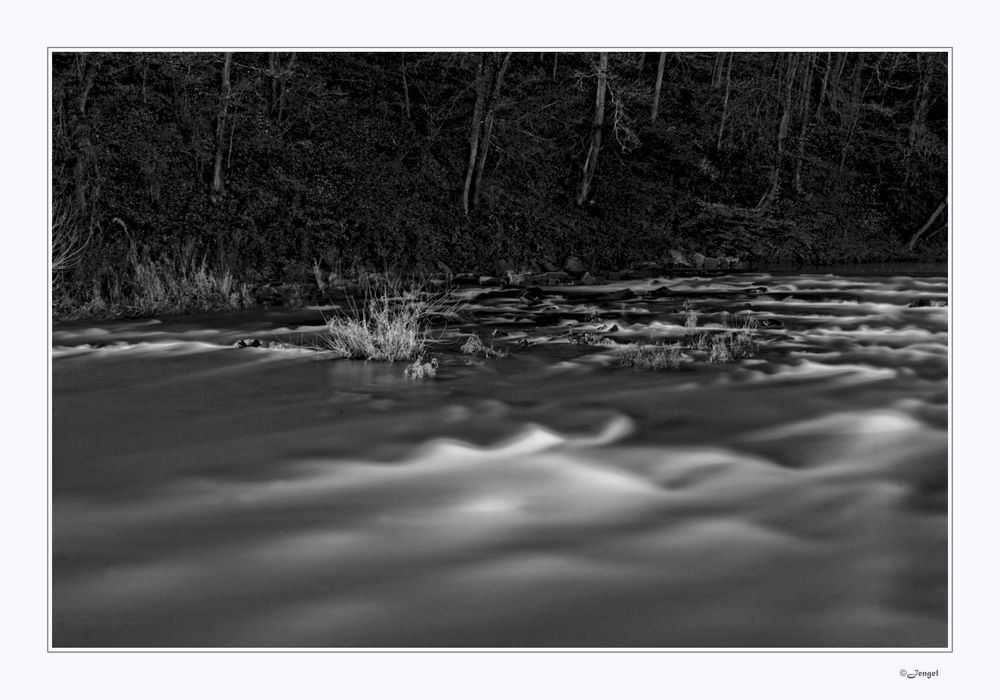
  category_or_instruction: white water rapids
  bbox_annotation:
[51,271,948,648]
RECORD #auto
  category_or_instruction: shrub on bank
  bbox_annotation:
[53,247,253,319]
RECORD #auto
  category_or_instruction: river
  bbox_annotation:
[51,269,949,648]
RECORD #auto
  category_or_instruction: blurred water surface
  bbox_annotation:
[52,271,948,648]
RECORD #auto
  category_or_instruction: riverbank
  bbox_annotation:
[52,247,948,323]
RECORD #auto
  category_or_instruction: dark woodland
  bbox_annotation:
[51,51,948,317]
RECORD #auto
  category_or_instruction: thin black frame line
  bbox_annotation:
[48,46,954,50]
[46,46,953,655]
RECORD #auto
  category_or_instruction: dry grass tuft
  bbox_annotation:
[619,342,683,370]
[326,276,446,362]
[706,313,759,363]
[460,333,508,358]
[404,356,439,380]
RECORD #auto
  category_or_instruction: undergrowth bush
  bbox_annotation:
[54,247,252,319]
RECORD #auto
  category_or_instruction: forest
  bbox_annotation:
[51,51,948,318]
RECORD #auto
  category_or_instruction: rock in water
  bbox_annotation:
[668,249,691,267]
[563,255,587,275]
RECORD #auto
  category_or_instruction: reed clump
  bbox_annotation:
[326,275,449,362]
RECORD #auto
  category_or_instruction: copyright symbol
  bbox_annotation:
[899,669,908,677]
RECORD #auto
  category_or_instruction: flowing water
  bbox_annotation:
[51,270,949,648]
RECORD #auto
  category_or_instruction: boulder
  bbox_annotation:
[563,255,587,275]
[690,252,706,268]
[600,288,637,301]
[668,249,691,267]
[529,271,571,285]
[646,285,675,299]
[907,298,945,308]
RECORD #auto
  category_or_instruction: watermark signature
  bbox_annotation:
[899,669,940,679]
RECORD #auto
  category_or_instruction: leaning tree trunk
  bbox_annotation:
[471,53,511,208]
[575,52,608,207]
[906,196,947,250]
[210,52,233,205]
[650,52,666,122]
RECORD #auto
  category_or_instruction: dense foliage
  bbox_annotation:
[52,51,948,316]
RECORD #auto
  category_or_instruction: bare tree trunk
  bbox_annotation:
[267,52,294,123]
[829,52,848,112]
[268,53,280,117]
[401,53,412,121]
[757,53,798,212]
[575,53,608,207]
[839,55,864,171]
[908,53,934,149]
[815,51,831,118]
[712,53,726,88]
[794,53,815,193]
[471,53,511,208]
[210,52,233,205]
[552,53,558,81]
[72,55,100,218]
[461,54,489,215]
[58,54,100,272]
[650,52,666,122]
[904,53,936,185]
[716,52,733,150]
[906,196,947,250]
